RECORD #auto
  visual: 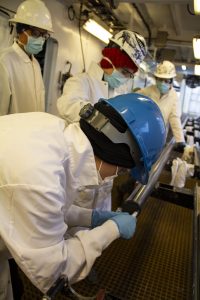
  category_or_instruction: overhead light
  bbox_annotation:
[181,65,187,71]
[194,0,200,14]
[83,19,113,44]
[194,65,200,76]
[193,36,200,59]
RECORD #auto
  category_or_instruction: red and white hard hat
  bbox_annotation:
[110,30,148,68]
[9,0,53,32]
[154,60,176,79]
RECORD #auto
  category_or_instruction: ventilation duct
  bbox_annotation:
[154,31,168,48]
[156,48,176,61]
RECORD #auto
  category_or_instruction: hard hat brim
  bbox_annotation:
[154,72,176,79]
[9,18,54,33]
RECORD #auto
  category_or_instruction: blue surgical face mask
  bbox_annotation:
[104,69,129,89]
[156,81,171,95]
[23,32,45,55]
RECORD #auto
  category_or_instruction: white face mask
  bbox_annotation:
[97,160,118,185]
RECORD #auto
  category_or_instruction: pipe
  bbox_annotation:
[129,138,175,209]
[126,115,188,210]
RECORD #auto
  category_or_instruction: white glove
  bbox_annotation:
[182,145,194,163]
[170,159,179,186]
[171,158,194,188]
[173,161,188,188]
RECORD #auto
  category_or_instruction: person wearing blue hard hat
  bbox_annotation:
[80,93,166,185]
[0,2,54,298]
[0,93,166,296]
[57,29,148,213]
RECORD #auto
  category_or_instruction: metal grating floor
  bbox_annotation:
[19,196,193,300]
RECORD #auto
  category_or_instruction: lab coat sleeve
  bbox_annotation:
[0,62,11,115]
[0,184,119,294]
[137,87,148,96]
[168,97,185,143]
[57,75,91,124]
[65,204,92,227]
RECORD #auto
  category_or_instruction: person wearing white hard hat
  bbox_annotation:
[57,30,147,211]
[0,0,53,115]
[138,60,185,151]
[57,30,147,125]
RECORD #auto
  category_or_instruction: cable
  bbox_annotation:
[0,6,15,34]
[132,3,152,47]
[66,3,86,72]
[69,284,96,300]
[0,8,10,18]
[187,3,195,15]
[41,275,97,300]
[78,1,86,72]
[0,5,15,14]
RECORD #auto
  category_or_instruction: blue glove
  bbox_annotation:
[91,209,123,228]
[110,213,136,239]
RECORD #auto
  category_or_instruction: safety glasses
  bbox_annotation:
[156,77,173,84]
[120,68,135,78]
[29,27,50,40]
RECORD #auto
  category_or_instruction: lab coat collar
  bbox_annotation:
[12,41,33,63]
[87,61,115,98]
[64,123,99,188]
[87,61,105,82]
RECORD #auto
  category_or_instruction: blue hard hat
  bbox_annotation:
[102,93,166,184]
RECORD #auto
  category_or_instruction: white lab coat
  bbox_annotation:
[0,42,45,115]
[0,112,120,294]
[57,61,133,124]
[57,62,132,211]
[138,85,185,143]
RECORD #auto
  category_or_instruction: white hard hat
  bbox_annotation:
[110,30,148,68]
[9,0,53,32]
[154,60,176,79]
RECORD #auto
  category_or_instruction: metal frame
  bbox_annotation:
[193,184,200,300]
[152,182,194,209]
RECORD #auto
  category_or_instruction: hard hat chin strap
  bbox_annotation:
[102,56,115,69]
